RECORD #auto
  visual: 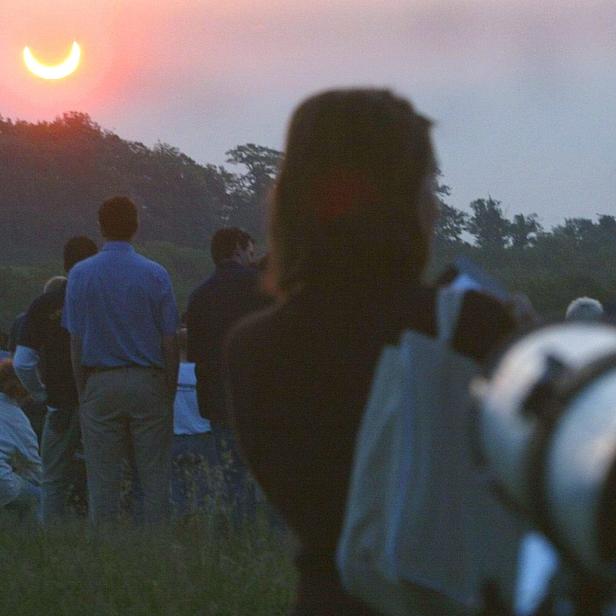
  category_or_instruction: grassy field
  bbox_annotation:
[0,514,296,615]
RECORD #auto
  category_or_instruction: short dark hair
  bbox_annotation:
[98,196,138,240]
[211,227,254,265]
[63,236,98,272]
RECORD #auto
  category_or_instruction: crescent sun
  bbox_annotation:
[23,41,81,80]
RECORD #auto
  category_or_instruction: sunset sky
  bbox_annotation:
[2,0,615,226]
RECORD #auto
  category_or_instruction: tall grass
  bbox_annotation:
[0,513,296,615]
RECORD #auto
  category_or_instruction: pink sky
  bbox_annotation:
[2,0,615,224]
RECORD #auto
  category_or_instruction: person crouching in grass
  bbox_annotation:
[0,360,42,521]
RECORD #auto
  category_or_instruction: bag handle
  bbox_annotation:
[436,287,466,344]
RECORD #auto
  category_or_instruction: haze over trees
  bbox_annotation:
[433,195,616,316]
[0,112,615,328]
[0,112,279,261]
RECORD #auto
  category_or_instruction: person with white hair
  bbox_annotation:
[565,297,604,321]
[43,276,68,295]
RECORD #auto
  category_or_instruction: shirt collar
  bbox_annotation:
[102,241,135,253]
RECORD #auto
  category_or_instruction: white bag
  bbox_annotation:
[337,288,524,616]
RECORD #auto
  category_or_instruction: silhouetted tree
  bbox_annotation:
[552,217,596,243]
[508,213,542,249]
[225,144,282,196]
[436,204,469,244]
[597,214,616,236]
[432,173,468,244]
[224,144,283,237]
[466,197,510,251]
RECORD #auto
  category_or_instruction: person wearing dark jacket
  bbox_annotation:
[187,228,269,514]
[224,89,523,615]
[187,228,262,424]
[7,313,26,355]
[14,237,98,522]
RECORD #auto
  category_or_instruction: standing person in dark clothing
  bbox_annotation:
[186,227,267,514]
[7,313,26,355]
[12,277,70,442]
[224,89,523,615]
[14,237,98,522]
[0,332,10,359]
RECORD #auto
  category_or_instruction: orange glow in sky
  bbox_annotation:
[23,41,81,80]
[1,0,144,116]
[1,0,615,225]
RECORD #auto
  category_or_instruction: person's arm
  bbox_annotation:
[14,296,49,402]
[70,335,87,399]
[162,334,179,401]
[63,271,87,398]
[13,345,47,403]
[157,269,180,401]
[0,455,23,503]
[2,409,42,488]
[19,421,42,486]
[7,315,24,355]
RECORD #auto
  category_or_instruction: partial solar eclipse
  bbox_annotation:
[23,41,81,80]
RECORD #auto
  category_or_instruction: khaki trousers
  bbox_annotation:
[80,366,172,525]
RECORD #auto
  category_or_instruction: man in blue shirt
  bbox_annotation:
[64,196,179,524]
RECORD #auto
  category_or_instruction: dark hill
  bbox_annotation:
[0,112,276,263]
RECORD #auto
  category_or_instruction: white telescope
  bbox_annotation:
[476,322,616,581]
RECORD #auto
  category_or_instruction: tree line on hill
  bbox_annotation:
[0,111,615,330]
[0,111,280,260]
[432,183,616,317]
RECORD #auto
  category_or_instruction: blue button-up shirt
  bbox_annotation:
[63,241,179,368]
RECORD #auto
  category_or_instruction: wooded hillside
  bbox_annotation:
[0,112,279,262]
[1,112,614,329]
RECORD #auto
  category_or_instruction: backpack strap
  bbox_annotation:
[436,287,467,344]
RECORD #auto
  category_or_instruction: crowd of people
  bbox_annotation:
[0,211,266,525]
[0,88,612,614]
